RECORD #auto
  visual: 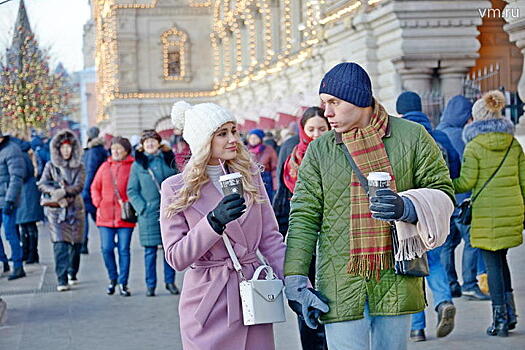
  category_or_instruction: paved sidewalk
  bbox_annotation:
[1,221,524,349]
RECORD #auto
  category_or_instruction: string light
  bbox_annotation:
[161,28,188,80]
[94,0,384,122]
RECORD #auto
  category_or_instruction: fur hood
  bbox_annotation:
[463,118,515,143]
[87,137,105,149]
[134,144,175,170]
[50,129,83,168]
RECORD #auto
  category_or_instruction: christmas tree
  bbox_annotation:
[0,0,71,137]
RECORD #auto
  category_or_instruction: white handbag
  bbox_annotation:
[222,234,286,326]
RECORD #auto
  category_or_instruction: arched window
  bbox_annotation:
[161,27,189,81]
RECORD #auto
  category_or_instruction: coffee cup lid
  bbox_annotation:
[219,172,243,181]
[367,172,391,181]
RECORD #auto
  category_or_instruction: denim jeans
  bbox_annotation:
[411,246,452,330]
[480,249,512,306]
[144,246,175,288]
[441,215,485,291]
[84,211,96,242]
[0,208,23,268]
[98,226,133,285]
[53,241,82,285]
[324,302,411,350]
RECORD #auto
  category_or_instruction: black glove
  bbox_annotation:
[207,194,246,234]
[287,288,330,329]
[3,201,15,216]
[369,188,404,221]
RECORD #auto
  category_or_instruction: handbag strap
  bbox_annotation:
[471,142,512,203]
[108,165,123,202]
[147,168,162,194]
[222,234,272,281]
[339,144,369,193]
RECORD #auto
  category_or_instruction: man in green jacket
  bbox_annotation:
[284,62,455,350]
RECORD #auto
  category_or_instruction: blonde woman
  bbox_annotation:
[160,101,286,350]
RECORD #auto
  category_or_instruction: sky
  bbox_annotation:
[0,0,91,73]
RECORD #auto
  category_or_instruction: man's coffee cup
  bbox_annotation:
[219,173,244,197]
[367,172,391,197]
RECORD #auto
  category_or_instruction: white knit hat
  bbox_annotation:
[170,101,237,154]
[472,90,505,121]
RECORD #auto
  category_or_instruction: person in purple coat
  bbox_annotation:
[160,101,286,350]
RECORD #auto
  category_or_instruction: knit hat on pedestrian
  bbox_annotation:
[319,62,373,107]
[472,90,506,121]
[87,126,100,140]
[111,136,132,155]
[248,129,265,142]
[140,129,162,145]
[396,91,422,115]
[170,101,237,154]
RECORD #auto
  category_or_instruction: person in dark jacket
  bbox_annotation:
[91,137,135,297]
[81,126,108,254]
[12,137,44,264]
[247,128,278,201]
[272,133,299,235]
[30,134,50,180]
[127,130,179,296]
[437,95,489,301]
[0,130,26,280]
[275,107,331,350]
[397,91,457,342]
[38,130,86,291]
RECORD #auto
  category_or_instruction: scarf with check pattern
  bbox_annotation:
[342,102,396,279]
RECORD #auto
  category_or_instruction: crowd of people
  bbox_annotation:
[1,62,524,350]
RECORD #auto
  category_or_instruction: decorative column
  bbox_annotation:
[439,67,471,103]
[503,0,525,133]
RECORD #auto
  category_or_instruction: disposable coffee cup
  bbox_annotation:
[219,172,244,197]
[367,172,391,197]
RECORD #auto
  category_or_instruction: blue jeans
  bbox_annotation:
[144,246,175,289]
[325,302,410,350]
[98,227,133,285]
[84,211,96,242]
[441,215,485,291]
[481,249,512,306]
[411,247,452,330]
[53,241,82,285]
[0,208,23,268]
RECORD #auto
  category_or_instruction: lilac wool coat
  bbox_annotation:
[160,172,286,350]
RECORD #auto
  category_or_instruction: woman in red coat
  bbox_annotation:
[247,129,278,201]
[91,137,135,296]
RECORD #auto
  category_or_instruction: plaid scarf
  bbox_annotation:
[342,102,396,279]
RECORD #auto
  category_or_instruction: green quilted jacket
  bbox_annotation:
[284,116,455,323]
[453,119,525,251]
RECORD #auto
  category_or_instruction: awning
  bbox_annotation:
[258,116,275,130]
[276,112,297,128]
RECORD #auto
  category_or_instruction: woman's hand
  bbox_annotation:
[207,194,246,234]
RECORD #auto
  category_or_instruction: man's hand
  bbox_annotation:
[369,188,404,221]
[285,275,329,329]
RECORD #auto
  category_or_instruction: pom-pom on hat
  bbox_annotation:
[472,90,506,121]
[170,101,237,154]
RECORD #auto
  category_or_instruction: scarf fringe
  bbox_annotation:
[346,253,393,280]
[395,235,427,262]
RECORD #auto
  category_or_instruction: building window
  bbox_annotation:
[162,27,188,80]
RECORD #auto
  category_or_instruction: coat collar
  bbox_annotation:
[334,116,393,144]
[190,181,251,247]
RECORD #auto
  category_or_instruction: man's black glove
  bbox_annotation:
[369,188,404,221]
[3,201,15,216]
[207,193,246,234]
[287,288,330,329]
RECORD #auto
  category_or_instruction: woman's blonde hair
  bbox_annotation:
[165,135,265,217]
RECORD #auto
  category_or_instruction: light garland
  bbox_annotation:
[161,28,188,80]
[93,0,384,122]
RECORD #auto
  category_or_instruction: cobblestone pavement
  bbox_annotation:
[1,222,524,349]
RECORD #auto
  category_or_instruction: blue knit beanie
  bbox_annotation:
[396,91,422,114]
[248,128,265,141]
[319,62,373,107]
